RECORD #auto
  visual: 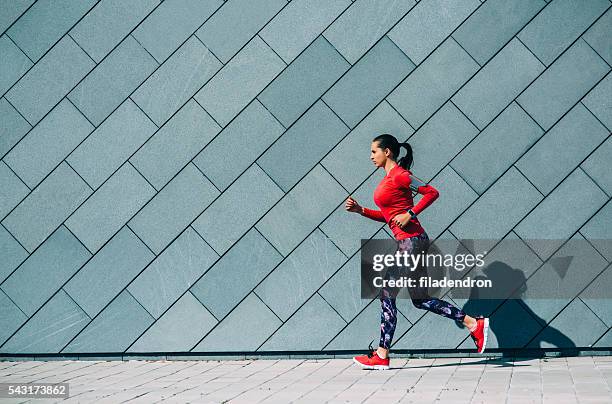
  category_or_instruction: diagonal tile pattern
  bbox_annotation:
[0,0,610,355]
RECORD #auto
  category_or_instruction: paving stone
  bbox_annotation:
[194,35,285,127]
[453,0,546,65]
[0,226,91,316]
[4,99,93,189]
[388,0,480,65]
[5,36,95,125]
[1,163,92,252]
[196,0,286,64]
[260,0,351,64]
[70,0,159,63]
[68,35,158,126]
[132,0,222,63]
[452,38,544,130]
[387,37,479,129]
[517,39,610,130]
[323,36,415,129]
[6,0,96,61]
[518,0,610,66]
[323,0,415,64]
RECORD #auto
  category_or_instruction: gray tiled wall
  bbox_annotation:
[1,0,610,355]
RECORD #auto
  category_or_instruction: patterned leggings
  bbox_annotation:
[379,232,467,349]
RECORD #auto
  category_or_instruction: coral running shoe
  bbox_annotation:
[470,316,489,354]
[353,341,390,370]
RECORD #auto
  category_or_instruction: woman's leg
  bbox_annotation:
[378,296,397,358]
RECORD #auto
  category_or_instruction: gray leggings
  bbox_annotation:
[379,232,467,349]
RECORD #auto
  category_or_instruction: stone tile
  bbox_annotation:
[191,228,283,319]
[70,0,159,63]
[323,0,415,64]
[132,36,221,126]
[259,293,346,351]
[0,226,91,316]
[194,36,285,127]
[0,290,90,354]
[62,290,155,353]
[387,38,479,129]
[318,254,367,323]
[193,100,284,191]
[64,227,154,318]
[5,36,95,125]
[127,164,219,254]
[0,0,35,34]
[258,36,350,128]
[453,0,546,65]
[130,100,221,190]
[451,103,543,194]
[0,289,27,347]
[528,298,608,349]
[0,161,29,220]
[515,168,608,259]
[418,166,479,240]
[581,264,612,327]
[518,0,610,66]
[450,167,542,240]
[583,7,612,66]
[127,227,218,318]
[255,165,346,256]
[192,164,283,254]
[517,39,610,130]
[582,72,611,131]
[194,293,281,352]
[580,200,612,262]
[258,100,349,191]
[7,0,96,61]
[132,0,222,63]
[321,101,413,192]
[0,98,31,159]
[67,99,157,189]
[260,0,350,64]
[0,34,32,95]
[65,164,156,253]
[196,0,286,64]
[3,99,93,188]
[68,35,158,126]
[518,236,608,327]
[581,136,611,196]
[127,292,217,353]
[408,102,479,181]
[452,38,544,130]
[323,36,415,128]
[388,0,480,64]
[256,229,346,321]
[516,103,609,195]
[1,163,92,252]
[0,224,27,284]
[318,175,389,257]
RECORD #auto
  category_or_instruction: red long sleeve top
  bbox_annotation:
[361,165,439,240]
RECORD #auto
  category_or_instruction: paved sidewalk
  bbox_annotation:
[1,356,611,403]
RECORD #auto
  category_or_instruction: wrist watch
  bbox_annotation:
[407,209,416,219]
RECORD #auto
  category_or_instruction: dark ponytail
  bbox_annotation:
[372,134,413,170]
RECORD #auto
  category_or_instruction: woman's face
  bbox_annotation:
[370,141,389,168]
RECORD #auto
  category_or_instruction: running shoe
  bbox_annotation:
[469,316,489,354]
[353,341,390,370]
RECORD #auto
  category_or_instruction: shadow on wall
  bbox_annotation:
[456,260,578,357]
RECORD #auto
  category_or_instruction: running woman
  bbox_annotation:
[346,134,489,370]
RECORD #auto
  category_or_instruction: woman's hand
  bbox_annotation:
[392,212,411,229]
[345,196,363,214]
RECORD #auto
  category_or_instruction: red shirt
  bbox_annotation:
[361,165,439,240]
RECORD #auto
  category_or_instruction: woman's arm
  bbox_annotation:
[395,172,439,215]
[361,207,387,223]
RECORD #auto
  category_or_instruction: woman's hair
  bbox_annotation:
[372,133,413,170]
